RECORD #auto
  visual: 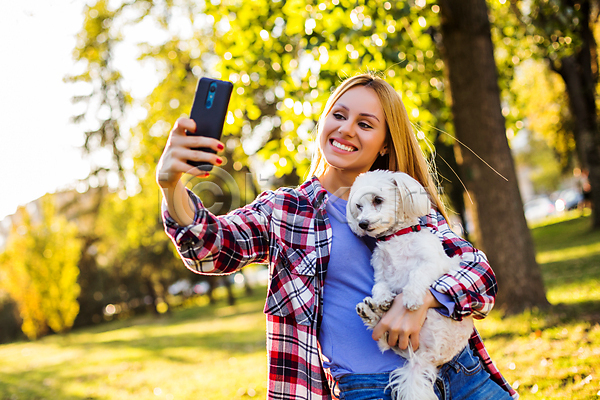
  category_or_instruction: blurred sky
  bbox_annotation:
[0,0,90,220]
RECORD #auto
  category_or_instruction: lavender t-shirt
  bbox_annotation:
[319,192,454,378]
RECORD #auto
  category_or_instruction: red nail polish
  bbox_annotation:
[216,157,223,165]
[217,143,224,151]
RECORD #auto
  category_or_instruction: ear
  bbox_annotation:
[345,188,361,234]
[390,172,430,217]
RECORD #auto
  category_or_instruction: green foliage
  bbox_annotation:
[96,0,452,188]
[511,59,574,167]
[510,58,574,192]
[202,0,449,181]
[509,0,585,62]
[515,134,566,193]
[493,0,599,169]
[0,197,82,339]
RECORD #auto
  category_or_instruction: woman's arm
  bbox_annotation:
[162,189,273,275]
[372,208,495,350]
[157,117,271,274]
[423,210,497,320]
[372,290,441,351]
[156,117,224,226]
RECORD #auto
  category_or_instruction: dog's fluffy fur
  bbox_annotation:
[347,170,474,400]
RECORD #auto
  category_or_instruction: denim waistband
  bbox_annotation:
[438,345,471,374]
[333,372,392,397]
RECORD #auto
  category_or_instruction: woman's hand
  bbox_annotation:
[371,291,441,351]
[156,117,225,189]
[156,117,225,226]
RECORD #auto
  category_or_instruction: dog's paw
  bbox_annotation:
[363,296,377,312]
[379,298,393,312]
[404,301,423,311]
[356,302,369,320]
[402,288,425,311]
[356,298,381,327]
[403,296,423,311]
[376,292,396,312]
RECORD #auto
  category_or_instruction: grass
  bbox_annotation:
[1,211,600,399]
[0,291,269,400]
[476,211,600,399]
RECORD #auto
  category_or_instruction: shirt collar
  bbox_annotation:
[298,176,329,212]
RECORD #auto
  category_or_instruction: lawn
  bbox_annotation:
[0,292,269,400]
[1,212,599,399]
[476,211,600,399]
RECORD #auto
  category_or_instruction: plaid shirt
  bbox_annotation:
[163,176,517,399]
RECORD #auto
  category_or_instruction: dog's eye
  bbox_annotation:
[356,204,363,211]
[373,196,383,206]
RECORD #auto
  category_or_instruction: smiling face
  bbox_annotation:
[319,85,388,178]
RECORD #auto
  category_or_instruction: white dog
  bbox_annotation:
[347,170,474,400]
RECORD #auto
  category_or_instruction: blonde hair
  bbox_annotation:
[308,72,447,218]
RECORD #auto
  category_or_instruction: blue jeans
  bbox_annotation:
[335,373,393,400]
[334,346,513,400]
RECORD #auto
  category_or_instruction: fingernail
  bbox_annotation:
[216,157,223,165]
[217,143,224,151]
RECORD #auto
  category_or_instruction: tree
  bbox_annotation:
[510,59,575,193]
[68,0,551,315]
[509,0,600,228]
[438,0,549,313]
[66,0,130,186]
[0,197,82,339]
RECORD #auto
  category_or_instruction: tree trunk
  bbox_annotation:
[551,0,600,229]
[438,0,549,314]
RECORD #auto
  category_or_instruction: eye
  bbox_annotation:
[333,112,345,120]
[358,122,373,129]
[356,204,363,211]
[373,196,383,206]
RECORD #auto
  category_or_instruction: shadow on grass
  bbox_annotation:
[44,290,268,365]
[540,255,600,289]
[0,366,85,400]
[531,214,600,253]
[72,286,268,337]
[77,328,267,364]
[550,300,600,325]
[483,300,600,341]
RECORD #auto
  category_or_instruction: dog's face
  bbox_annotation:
[347,171,430,237]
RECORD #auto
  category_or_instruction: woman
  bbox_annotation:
[156,73,517,399]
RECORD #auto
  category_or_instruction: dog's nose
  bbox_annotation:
[358,220,369,230]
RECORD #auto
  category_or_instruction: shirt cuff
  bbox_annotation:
[162,189,204,247]
[430,288,455,317]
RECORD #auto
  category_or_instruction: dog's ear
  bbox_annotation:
[390,173,430,218]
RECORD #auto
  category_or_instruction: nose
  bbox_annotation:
[338,120,354,137]
[358,220,369,230]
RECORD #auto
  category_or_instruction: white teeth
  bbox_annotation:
[332,139,356,152]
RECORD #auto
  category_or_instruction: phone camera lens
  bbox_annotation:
[209,85,216,92]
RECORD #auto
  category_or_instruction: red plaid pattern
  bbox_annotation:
[163,177,517,399]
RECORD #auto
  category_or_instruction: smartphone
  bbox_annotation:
[186,77,234,171]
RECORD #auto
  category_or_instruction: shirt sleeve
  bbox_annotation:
[422,210,497,321]
[430,288,455,317]
[162,188,273,275]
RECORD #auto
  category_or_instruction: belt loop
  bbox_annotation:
[435,378,446,400]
